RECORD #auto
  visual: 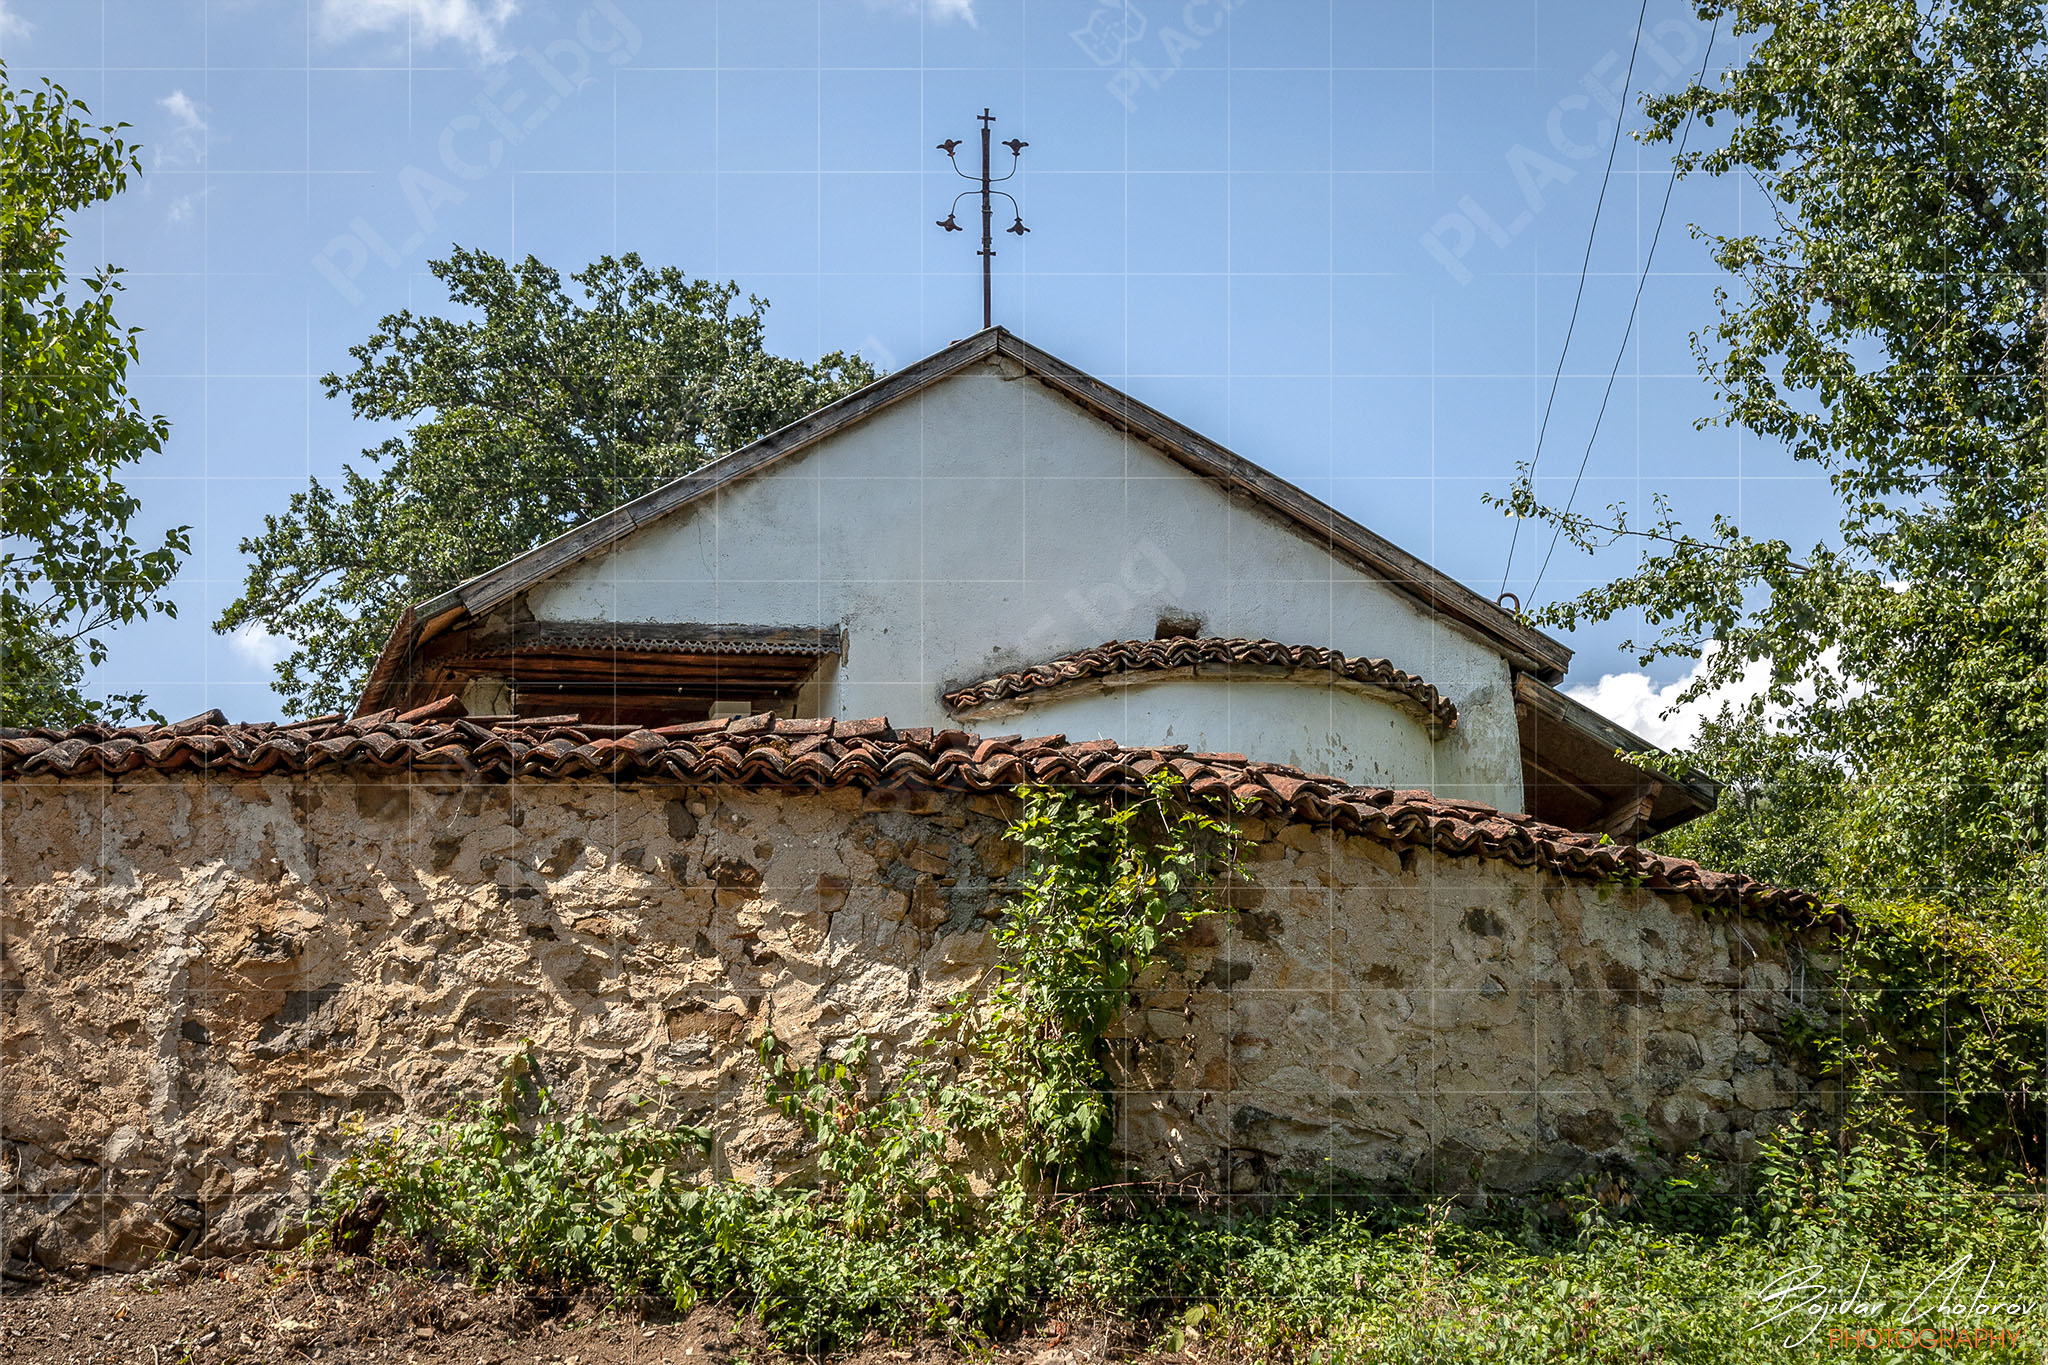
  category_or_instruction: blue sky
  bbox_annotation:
[2,0,1832,731]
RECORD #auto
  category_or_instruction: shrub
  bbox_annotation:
[1838,899,2046,1174]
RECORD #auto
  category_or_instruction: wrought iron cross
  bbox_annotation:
[936,109,1027,330]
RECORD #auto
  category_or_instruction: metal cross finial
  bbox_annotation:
[936,108,1026,330]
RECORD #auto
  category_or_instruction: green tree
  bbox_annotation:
[1502,1,2047,915]
[217,248,880,717]
[1,67,187,726]
[1651,710,1849,892]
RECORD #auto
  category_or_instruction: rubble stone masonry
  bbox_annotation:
[2,771,1839,1274]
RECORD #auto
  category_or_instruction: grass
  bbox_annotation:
[310,1090,2047,1361]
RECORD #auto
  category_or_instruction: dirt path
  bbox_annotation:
[0,1259,1148,1365]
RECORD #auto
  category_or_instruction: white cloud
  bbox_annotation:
[316,0,521,63]
[228,625,292,671]
[864,0,977,26]
[0,1,32,44]
[165,187,210,224]
[1565,644,1771,751]
[1566,643,1856,751]
[161,88,203,125]
[154,89,209,171]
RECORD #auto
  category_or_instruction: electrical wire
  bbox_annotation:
[1528,14,1722,600]
[1498,0,1653,599]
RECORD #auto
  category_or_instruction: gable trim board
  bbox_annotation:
[356,326,1571,715]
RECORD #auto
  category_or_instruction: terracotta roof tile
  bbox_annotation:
[942,638,1460,732]
[0,704,1840,930]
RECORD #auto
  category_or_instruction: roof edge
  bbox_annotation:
[1513,672,1723,811]
[360,324,1573,713]
[1,706,1838,932]
[988,330,1572,681]
[942,637,1460,735]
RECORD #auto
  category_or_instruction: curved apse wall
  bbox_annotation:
[990,676,1441,788]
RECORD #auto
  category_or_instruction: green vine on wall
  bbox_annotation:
[761,769,1245,1197]
[962,769,1243,1180]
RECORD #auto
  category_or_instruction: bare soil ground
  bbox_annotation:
[0,1259,1161,1365]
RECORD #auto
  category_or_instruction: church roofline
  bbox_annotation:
[359,326,1571,714]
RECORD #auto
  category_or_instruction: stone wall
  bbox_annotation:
[1,771,1838,1273]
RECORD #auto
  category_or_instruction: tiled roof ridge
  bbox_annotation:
[941,637,1459,731]
[0,701,1839,930]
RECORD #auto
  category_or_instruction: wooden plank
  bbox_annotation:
[1520,749,1609,810]
[353,604,415,715]
[1591,779,1664,844]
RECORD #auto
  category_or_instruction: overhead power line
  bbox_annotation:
[1529,14,1723,601]
[1498,0,1653,600]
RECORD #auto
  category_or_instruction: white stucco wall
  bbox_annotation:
[971,677,1440,788]
[521,358,1525,806]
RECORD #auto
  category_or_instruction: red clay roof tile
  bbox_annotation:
[0,704,1839,930]
[942,638,1459,732]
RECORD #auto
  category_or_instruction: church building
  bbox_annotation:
[357,326,1716,843]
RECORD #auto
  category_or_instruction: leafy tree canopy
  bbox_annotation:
[217,249,880,717]
[1502,0,2047,915]
[1,66,186,726]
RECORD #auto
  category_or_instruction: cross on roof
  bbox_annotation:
[935,108,1028,330]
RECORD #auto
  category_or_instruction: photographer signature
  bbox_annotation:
[1755,1254,2036,1346]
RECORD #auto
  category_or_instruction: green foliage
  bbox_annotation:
[327,1078,2034,1360]
[959,771,1243,1180]
[1651,710,1849,890]
[1061,1123,2044,1362]
[756,1032,974,1236]
[313,1065,1064,1352]
[216,248,879,716]
[313,1055,717,1292]
[1495,0,2048,915]
[1,64,188,726]
[1835,899,2046,1172]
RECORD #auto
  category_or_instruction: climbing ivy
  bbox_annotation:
[758,769,1243,1190]
[1835,898,2046,1174]
[755,1032,974,1235]
[960,769,1243,1180]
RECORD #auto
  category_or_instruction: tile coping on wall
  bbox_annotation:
[0,696,1841,930]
